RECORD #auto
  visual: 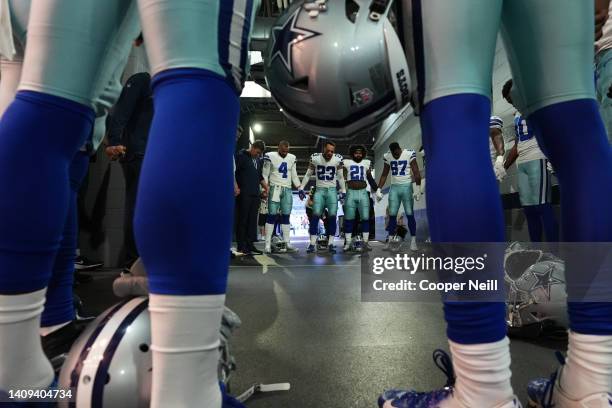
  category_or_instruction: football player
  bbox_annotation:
[299,140,345,254]
[502,79,559,243]
[376,142,422,251]
[262,140,301,253]
[0,1,260,408]
[342,145,378,251]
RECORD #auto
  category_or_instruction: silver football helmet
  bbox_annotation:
[264,0,410,138]
[271,235,288,253]
[504,243,568,335]
[387,234,403,252]
[59,297,241,407]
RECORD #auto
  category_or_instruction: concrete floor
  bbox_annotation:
[75,238,566,408]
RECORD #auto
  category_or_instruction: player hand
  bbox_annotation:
[105,145,126,160]
[546,161,555,174]
[298,189,306,200]
[339,192,346,203]
[375,188,383,202]
[412,183,422,201]
[494,156,506,181]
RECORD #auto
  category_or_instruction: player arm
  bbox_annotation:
[291,163,301,189]
[262,159,271,184]
[366,169,378,191]
[504,141,519,170]
[300,163,314,190]
[596,0,610,40]
[490,128,505,157]
[378,163,390,189]
[337,164,346,194]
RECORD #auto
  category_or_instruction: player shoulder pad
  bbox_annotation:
[334,154,344,162]
[383,152,391,162]
[263,152,272,162]
[490,116,503,130]
[287,153,296,161]
[406,149,417,161]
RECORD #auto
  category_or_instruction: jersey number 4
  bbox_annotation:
[317,166,336,181]
[279,162,288,178]
[350,165,364,181]
[390,161,408,176]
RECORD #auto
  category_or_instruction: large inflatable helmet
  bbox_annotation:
[264,0,410,138]
[58,297,151,408]
[504,243,568,335]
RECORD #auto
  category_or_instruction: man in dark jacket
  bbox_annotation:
[105,69,153,271]
[234,140,268,255]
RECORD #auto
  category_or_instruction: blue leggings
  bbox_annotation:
[421,94,507,344]
[134,69,239,295]
[0,91,94,294]
[41,152,89,326]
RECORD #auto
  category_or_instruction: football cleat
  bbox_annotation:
[328,244,337,254]
[74,255,103,271]
[527,352,612,408]
[378,349,521,408]
[264,244,272,254]
[306,245,316,253]
[343,242,352,252]
[285,244,298,253]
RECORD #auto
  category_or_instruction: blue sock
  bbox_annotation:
[361,220,370,233]
[134,69,239,295]
[0,91,94,294]
[344,219,354,234]
[309,216,320,237]
[523,205,543,242]
[529,99,612,334]
[406,214,417,237]
[537,203,559,242]
[420,94,506,344]
[41,152,89,326]
[327,216,337,237]
[387,216,397,236]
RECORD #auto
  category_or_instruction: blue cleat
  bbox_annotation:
[379,350,521,408]
[306,245,316,253]
[526,352,612,408]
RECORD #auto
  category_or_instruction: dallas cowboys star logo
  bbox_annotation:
[528,265,564,300]
[270,8,321,75]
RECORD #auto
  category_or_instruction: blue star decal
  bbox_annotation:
[270,7,321,75]
[529,265,564,300]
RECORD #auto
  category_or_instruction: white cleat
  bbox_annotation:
[410,237,418,251]
[286,244,298,253]
[343,243,351,252]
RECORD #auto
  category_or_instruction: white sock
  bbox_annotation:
[345,233,352,245]
[439,337,514,408]
[264,223,274,247]
[310,235,317,246]
[559,331,612,399]
[363,232,369,242]
[39,320,71,337]
[0,289,54,391]
[281,224,291,245]
[149,293,225,408]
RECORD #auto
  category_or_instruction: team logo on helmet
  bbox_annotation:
[270,8,321,75]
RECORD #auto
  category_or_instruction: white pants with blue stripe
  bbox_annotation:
[517,159,551,206]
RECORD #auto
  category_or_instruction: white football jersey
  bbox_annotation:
[383,149,416,185]
[263,151,299,188]
[344,159,371,182]
[310,153,344,188]
[514,113,545,164]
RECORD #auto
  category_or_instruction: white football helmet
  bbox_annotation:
[264,0,410,138]
[504,243,568,336]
